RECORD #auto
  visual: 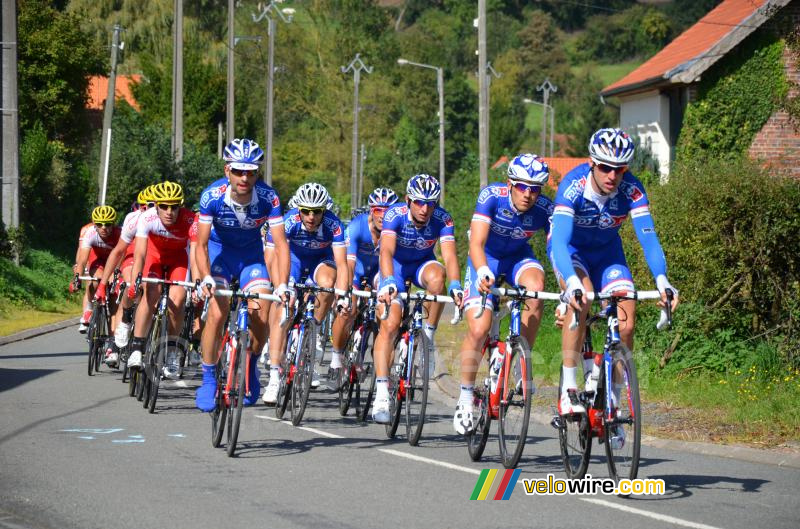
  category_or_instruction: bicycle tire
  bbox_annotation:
[291,322,316,426]
[603,344,641,489]
[276,329,295,420]
[142,313,162,410]
[466,382,492,462]
[405,332,430,446]
[211,336,229,448]
[338,328,358,416]
[356,323,377,423]
[557,369,592,479]
[384,334,404,439]
[498,337,532,469]
[226,330,249,457]
[86,305,100,376]
[148,315,169,414]
[94,310,105,373]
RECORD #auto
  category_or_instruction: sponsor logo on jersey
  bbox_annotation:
[607,269,621,280]
[250,267,260,277]
[445,216,454,228]
[522,216,533,227]
[498,208,513,220]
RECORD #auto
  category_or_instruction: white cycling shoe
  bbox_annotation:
[262,381,280,405]
[609,425,626,450]
[558,388,586,415]
[371,397,391,424]
[114,321,130,348]
[453,401,474,435]
[127,350,143,370]
[310,368,321,389]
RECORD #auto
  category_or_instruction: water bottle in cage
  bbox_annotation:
[489,346,503,393]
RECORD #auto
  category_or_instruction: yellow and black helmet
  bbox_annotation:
[137,185,155,205]
[92,205,117,224]
[151,181,184,205]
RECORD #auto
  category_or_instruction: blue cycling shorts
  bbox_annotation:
[463,246,544,312]
[209,239,270,291]
[547,237,634,294]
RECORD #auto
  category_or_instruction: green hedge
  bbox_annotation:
[0,249,75,312]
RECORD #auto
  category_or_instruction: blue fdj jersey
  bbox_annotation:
[266,208,346,259]
[346,212,378,269]
[198,178,283,250]
[381,204,455,264]
[549,162,667,281]
[472,182,553,257]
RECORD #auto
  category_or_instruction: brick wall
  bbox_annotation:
[748,1,800,179]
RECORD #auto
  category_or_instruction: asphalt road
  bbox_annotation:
[1,327,798,529]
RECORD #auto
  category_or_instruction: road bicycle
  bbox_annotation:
[466,286,561,468]
[73,274,106,376]
[381,290,462,446]
[553,289,673,489]
[209,281,287,456]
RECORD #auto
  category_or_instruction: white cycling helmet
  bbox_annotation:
[286,194,298,210]
[294,183,330,209]
[588,128,635,167]
[507,153,549,185]
[406,174,441,201]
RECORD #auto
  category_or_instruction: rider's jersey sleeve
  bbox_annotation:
[436,208,455,243]
[627,181,667,279]
[550,173,582,281]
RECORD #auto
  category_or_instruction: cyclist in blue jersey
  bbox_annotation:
[549,128,679,441]
[454,154,554,434]
[372,174,464,424]
[195,139,291,412]
[261,183,351,404]
[328,187,398,381]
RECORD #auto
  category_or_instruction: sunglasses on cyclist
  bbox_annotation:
[510,181,542,194]
[410,199,437,208]
[299,208,324,216]
[595,163,627,174]
[95,223,114,228]
[157,203,181,211]
[230,168,256,176]
[370,206,387,215]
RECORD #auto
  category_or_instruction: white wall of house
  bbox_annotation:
[619,90,671,179]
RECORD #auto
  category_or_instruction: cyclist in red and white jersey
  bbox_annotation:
[94,186,155,366]
[126,181,194,379]
[73,206,122,333]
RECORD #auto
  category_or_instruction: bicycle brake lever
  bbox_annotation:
[568,291,583,331]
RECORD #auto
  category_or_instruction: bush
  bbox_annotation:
[0,249,75,312]
[623,156,800,373]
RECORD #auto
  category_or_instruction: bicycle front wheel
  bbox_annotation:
[557,369,592,479]
[498,337,532,469]
[291,322,316,426]
[405,332,430,446]
[226,331,249,457]
[211,339,228,448]
[86,306,101,376]
[338,328,357,416]
[147,315,168,413]
[604,344,641,489]
[355,323,377,422]
[385,334,404,439]
[467,381,492,462]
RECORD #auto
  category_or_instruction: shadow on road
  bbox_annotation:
[634,473,770,500]
[0,351,87,360]
[0,367,59,394]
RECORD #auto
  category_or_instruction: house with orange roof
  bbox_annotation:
[491,155,589,188]
[85,74,141,128]
[601,0,799,178]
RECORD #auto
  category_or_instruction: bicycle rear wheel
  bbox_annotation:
[466,380,492,462]
[226,330,249,457]
[338,329,357,416]
[86,305,101,376]
[498,337,532,469]
[355,323,376,422]
[604,344,641,489]
[405,332,430,446]
[291,322,316,426]
[276,329,295,420]
[211,335,229,448]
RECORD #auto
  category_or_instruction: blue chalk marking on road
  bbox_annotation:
[61,428,124,435]
[128,435,144,439]
[77,436,95,440]
[112,439,145,444]
[167,434,186,438]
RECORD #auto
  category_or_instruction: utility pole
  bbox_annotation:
[252,2,293,185]
[226,0,234,143]
[171,0,183,162]
[436,66,445,205]
[358,143,366,207]
[341,54,372,212]
[477,0,488,187]
[98,24,123,205]
[537,78,557,158]
[1,0,20,259]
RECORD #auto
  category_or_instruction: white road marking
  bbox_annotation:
[580,499,724,529]
[258,415,725,529]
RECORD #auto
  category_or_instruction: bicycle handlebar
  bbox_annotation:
[474,288,562,319]
[141,277,197,289]
[566,289,672,331]
[378,290,462,323]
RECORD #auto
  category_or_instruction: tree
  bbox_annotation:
[562,71,615,157]
[17,0,106,149]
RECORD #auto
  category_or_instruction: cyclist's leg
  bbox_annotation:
[511,253,546,347]
[594,242,636,350]
[549,243,593,414]
[114,257,136,348]
[264,253,300,404]
[240,260,271,405]
[330,261,368,369]
[128,254,161,368]
[312,259,336,323]
[372,262,405,422]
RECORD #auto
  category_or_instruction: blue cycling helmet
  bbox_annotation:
[507,153,549,185]
[406,174,441,201]
[368,187,398,207]
[223,138,264,170]
[589,128,635,167]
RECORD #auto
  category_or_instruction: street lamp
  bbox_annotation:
[397,58,446,205]
[253,1,294,185]
[523,97,555,158]
[342,54,372,211]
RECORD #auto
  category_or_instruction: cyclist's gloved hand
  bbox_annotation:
[127,284,138,300]
[201,275,216,298]
[274,283,293,302]
[69,277,79,294]
[563,275,584,311]
[335,294,351,313]
[94,282,107,302]
[656,275,679,311]
[476,265,495,294]
[554,301,568,329]
[448,280,464,307]
[377,277,397,301]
